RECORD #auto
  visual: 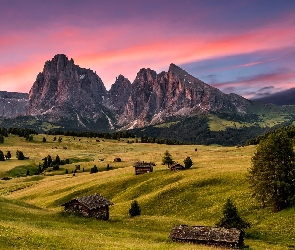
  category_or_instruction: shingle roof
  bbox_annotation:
[169,225,243,243]
[62,194,113,210]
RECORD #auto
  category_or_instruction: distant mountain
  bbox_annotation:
[28,54,114,131]
[107,63,252,129]
[0,91,28,118]
[1,54,295,145]
[252,88,295,106]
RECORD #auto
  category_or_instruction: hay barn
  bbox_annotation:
[61,194,113,220]
[134,161,155,175]
[169,225,244,249]
[169,162,185,170]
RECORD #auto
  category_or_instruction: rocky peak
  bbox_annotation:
[107,75,132,115]
[28,54,108,128]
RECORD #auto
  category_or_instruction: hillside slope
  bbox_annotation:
[0,135,294,249]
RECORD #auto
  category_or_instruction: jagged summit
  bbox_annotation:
[0,54,256,131]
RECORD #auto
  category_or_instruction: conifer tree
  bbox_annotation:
[0,150,5,161]
[129,200,141,217]
[184,156,193,169]
[216,198,250,230]
[162,150,174,167]
[248,131,295,212]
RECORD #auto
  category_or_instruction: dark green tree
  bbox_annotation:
[26,170,30,176]
[184,156,193,169]
[0,150,5,161]
[47,155,52,167]
[129,200,141,217]
[16,150,25,160]
[248,131,295,212]
[6,151,11,159]
[53,136,57,141]
[42,137,47,142]
[216,198,250,230]
[162,150,174,167]
[55,155,61,165]
[90,165,98,174]
[65,169,69,174]
[0,135,4,143]
[58,137,62,142]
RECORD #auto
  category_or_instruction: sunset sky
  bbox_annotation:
[1,0,294,99]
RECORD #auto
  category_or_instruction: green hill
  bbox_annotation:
[0,135,294,249]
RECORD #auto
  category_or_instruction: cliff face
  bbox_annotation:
[27,54,112,130]
[108,63,250,129]
[0,91,28,118]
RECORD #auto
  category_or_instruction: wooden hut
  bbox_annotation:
[61,194,113,220]
[169,225,244,249]
[169,162,185,170]
[134,161,155,175]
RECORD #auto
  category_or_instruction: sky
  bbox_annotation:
[0,0,295,99]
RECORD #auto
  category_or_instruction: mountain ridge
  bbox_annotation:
[1,54,295,145]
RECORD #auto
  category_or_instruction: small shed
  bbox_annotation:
[61,194,113,220]
[134,161,155,175]
[169,162,185,170]
[169,225,244,249]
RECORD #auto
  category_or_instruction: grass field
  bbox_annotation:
[0,134,295,249]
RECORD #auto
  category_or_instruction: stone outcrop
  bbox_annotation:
[0,91,28,118]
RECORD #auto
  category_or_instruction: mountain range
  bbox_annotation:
[1,54,295,145]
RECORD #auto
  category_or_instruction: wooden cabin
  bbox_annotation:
[134,161,155,175]
[169,225,244,249]
[61,194,113,220]
[169,162,185,170]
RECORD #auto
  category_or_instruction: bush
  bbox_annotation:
[129,200,141,217]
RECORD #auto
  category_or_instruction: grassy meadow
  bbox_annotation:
[0,134,295,249]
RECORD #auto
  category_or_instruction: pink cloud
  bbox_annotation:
[0,11,294,93]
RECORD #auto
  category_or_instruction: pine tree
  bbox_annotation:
[16,150,25,160]
[216,198,250,230]
[184,156,193,169]
[42,137,47,142]
[248,131,295,212]
[55,155,61,165]
[0,150,5,161]
[65,169,69,174]
[162,150,174,167]
[6,151,11,159]
[129,200,141,217]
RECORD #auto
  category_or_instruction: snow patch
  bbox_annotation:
[79,74,85,80]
